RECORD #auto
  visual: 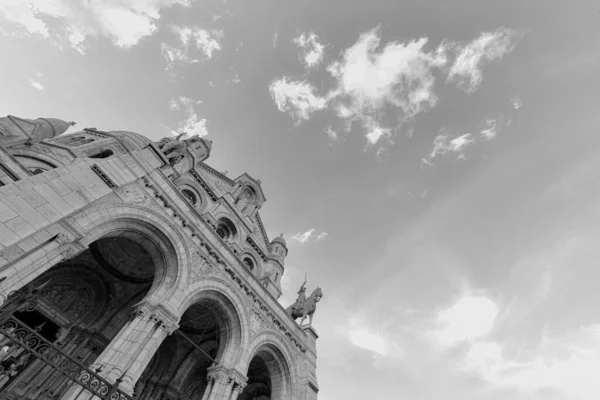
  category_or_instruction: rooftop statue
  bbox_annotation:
[285,281,323,326]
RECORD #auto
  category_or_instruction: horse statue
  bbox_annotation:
[286,285,323,326]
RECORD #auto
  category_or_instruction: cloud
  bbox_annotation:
[462,325,600,399]
[324,125,338,141]
[433,295,499,347]
[270,26,522,154]
[291,229,328,244]
[162,25,223,70]
[169,96,208,137]
[326,27,444,133]
[0,0,191,53]
[511,96,523,110]
[293,31,325,69]
[269,78,327,123]
[422,131,474,165]
[29,79,44,93]
[480,118,498,140]
[272,32,278,48]
[447,28,522,92]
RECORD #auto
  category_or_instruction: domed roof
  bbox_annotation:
[35,118,76,139]
[271,233,287,247]
[106,130,153,151]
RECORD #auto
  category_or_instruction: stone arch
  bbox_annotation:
[29,260,114,327]
[241,332,295,400]
[176,277,249,367]
[75,206,190,309]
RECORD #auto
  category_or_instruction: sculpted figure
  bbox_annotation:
[156,133,204,166]
[285,282,323,326]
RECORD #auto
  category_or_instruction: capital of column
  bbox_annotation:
[149,307,179,336]
[228,369,248,389]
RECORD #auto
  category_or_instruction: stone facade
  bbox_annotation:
[0,117,319,400]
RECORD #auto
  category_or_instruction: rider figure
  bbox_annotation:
[291,281,307,313]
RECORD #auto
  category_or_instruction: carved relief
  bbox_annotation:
[42,283,90,320]
[250,310,265,335]
[117,186,150,206]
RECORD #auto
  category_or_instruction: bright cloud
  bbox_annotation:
[327,27,442,132]
[511,96,523,110]
[293,31,325,69]
[169,96,208,137]
[291,229,329,244]
[269,78,327,123]
[462,325,600,399]
[162,25,222,70]
[480,118,498,140]
[447,28,522,92]
[29,78,44,93]
[271,26,521,151]
[0,0,191,53]
[422,131,475,165]
[433,295,498,347]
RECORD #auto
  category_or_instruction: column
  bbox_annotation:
[200,377,214,400]
[119,309,179,394]
[206,368,231,400]
[229,381,247,400]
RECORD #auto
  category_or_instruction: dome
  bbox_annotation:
[106,130,153,151]
[35,118,76,139]
[271,233,287,248]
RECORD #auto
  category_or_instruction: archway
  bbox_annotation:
[238,344,292,400]
[134,289,243,400]
[0,225,175,400]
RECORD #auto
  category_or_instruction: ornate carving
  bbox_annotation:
[250,310,264,335]
[59,244,77,259]
[91,164,117,188]
[55,232,75,246]
[118,186,150,206]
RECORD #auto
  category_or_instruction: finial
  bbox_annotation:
[68,121,76,126]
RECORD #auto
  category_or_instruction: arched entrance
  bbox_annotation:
[238,344,292,400]
[134,290,243,400]
[0,227,173,400]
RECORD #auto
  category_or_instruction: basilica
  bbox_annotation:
[0,115,320,400]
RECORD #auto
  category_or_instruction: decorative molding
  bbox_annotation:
[91,163,117,188]
[308,381,319,393]
[245,237,268,262]
[253,212,271,252]
[189,170,218,202]
[196,163,235,185]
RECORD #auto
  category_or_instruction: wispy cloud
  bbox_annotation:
[169,96,208,137]
[511,96,523,110]
[270,26,522,151]
[162,25,223,70]
[269,78,327,123]
[480,118,499,140]
[291,229,329,244]
[422,131,474,165]
[0,0,192,54]
[447,28,522,92]
[273,32,278,48]
[293,31,325,69]
[432,295,498,347]
[28,73,44,93]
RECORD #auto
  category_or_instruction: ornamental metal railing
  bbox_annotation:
[0,285,132,400]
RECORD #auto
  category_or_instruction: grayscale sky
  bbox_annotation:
[1,1,600,399]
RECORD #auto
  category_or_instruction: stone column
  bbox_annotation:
[60,304,177,400]
[119,309,179,393]
[200,378,214,400]
[229,381,247,400]
[206,367,232,400]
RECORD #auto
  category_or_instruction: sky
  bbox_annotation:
[1,0,600,399]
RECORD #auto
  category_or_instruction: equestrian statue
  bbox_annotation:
[285,280,323,326]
